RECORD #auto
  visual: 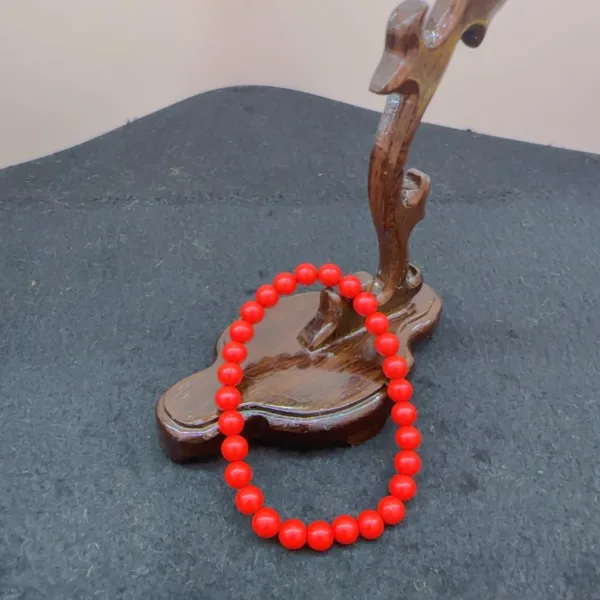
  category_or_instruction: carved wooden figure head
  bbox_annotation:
[370,0,507,99]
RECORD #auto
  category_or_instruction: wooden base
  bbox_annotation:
[156,273,441,463]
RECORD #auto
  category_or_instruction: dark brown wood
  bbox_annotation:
[156,0,507,462]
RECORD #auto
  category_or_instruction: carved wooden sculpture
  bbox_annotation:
[157,0,507,462]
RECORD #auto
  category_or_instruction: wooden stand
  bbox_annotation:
[156,0,507,462]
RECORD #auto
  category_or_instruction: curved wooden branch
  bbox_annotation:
[299,0,507,350]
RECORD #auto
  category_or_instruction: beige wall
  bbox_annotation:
[1,0,598,169]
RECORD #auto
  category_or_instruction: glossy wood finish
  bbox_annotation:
[156,0,507,462]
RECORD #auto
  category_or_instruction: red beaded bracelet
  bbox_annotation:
[216,263,421,552]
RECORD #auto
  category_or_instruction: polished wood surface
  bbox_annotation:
[156,0,507,462]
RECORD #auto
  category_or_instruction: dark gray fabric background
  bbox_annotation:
[1,86,599,600]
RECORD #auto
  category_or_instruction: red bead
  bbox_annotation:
[235,485,264,515]
[230,320,254,343]
[365,312,389,335]
[240,301,264,325]
[273,272,296,295]
[256,285,279,308]
[391,402,417,426]
[394,450,422,476]
[318,263,342,287]
[217,362,243,386]
[332,515,359,545]
[222,341,247,363]
[221,435,249,461]
[278,519,307,550]
[377,495,406,525]
[215,386,241,411]
[389,474,417,501]
[383,355,408,379]
[224,461,252,489]
[338,275,362,299]
[294,263,318,286]
[357,510,385,540]
[388,378,413,403]
[353,292,378,317]
[395,425,421,450]
[252,507,281,539]
[307,521,334,552]
[375,332,400,356]
[218,410,245,436]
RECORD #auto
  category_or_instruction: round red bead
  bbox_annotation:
[357,510,385,540]
[273,272,297,295]
[278,519,307,550]
[307,521,334,552]
[294,263,318,286]
[375,332,400,356]
[252,507,281,539]
[365,312,389,335]
[240,301,264,325]
[221,435,249,461]
[383,355,408,379]
[388,378,413,403]
[332,515,359,545]
[394,450,422,476]
[256,285,279,308]
[230,320,254,343]
[215,386,241,411]
[222,341,247,364]
[395,425,421,450]
[217,362,243,386]
[218,410,245,436]
[389,474,417,501]
[224,461,252,489]
[235,485,264,515]
[377,496,406,525]
[391,402,417,426]
[338,275,362,299]
[353,292,378,317]
[318,263,342,287]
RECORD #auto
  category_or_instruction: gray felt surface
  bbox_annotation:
[1,86,600,600]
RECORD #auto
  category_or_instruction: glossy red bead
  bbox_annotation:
[383,355,408,379]
[377,496,406,525]
[218,410,245,436]
[224,461,252,489]
[389,474,417,501]
[357,510,385,540]
[395,425,421,450]
[387,378,413,402]
[230,320,254,343]
[391,402,417,426]
[273,272,297,295]
[294,263,318,286]
[278,519,307,550]
[222,341,247,364]
[235,485,264,515]
[256,284,279,308]
[318,263,342,287]
[394,450,422,476]
[365,312,389,335]
[353,292,378,317]
[332,515,359,545]
[215,386,241,411]
[338,275,362,299]
[221,435,249,461]
[252,507,281,539]
[240,301,264,325]
[307,521,334,552]
[375,332,400,356]
[218,362,243,386]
